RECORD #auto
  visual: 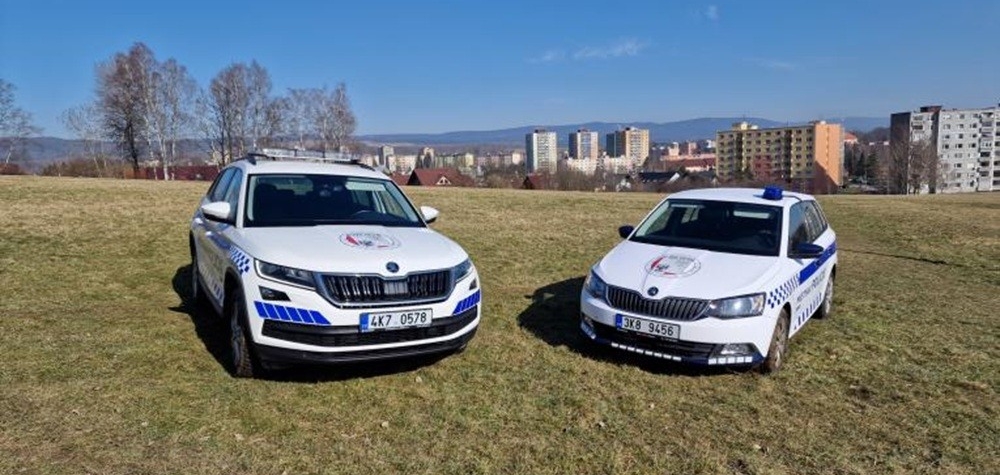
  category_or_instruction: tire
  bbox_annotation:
[190,246,210,310]
[757,308,790,375]
[227,288,260,378]
[814,272,835,320]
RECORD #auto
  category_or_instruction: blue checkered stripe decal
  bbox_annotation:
[453,290,481,315]
[794,287,825,329]
[767,276,798,309]
[229,247,251,275]
[254,301,331,326]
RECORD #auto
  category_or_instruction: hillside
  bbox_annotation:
[0,177,996,474]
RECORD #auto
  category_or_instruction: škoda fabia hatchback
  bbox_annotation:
[580,187,836,373]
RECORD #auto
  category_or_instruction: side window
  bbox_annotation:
[222,169,244,220]
[787,203,808,248]
[207,169,235,202]
[803,202,827,241]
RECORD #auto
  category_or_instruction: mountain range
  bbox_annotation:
[19,116,887,167]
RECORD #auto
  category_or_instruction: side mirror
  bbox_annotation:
[791,242,823,259]
[618,225,635,239]
[420,206,439,224]
[201,201,233,223]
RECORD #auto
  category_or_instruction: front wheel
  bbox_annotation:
[756,309,790,375]
[228,288,260,378]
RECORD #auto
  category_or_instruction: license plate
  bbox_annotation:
[360,309,433,332]
[616,314,680,340]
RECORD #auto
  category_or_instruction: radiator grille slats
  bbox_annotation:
[323,270,452,307]
[606,286,708,321]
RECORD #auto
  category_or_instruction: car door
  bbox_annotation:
[201,168,243,306]
[787,200,833,334]
[193,169,235,302]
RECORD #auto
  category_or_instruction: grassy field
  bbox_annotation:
[1,176,998,474]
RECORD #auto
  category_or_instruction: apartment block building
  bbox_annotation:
[606,127,650,162]
[526,129,558,173]
[715,121,844,194]
[891,104,1000,193]
[569,129,600,160]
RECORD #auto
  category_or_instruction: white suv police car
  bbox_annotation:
[189,149,480,377]
[580,187,836,373]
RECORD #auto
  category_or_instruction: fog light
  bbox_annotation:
[259,286,290,301]
[717,343,755,356]
[580,314,596,339]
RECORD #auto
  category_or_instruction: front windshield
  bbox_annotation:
[631,199,782,256]
[244,174,423,228]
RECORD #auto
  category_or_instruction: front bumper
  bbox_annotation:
[243,270,481,361]
[257,325,476,364]
[580,291,768,366]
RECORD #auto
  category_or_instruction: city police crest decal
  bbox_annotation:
[646,254,701,278]
[339,232,401,250]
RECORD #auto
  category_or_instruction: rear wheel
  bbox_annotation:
[757,309,790,374]
[228,288,260,378]
[814,272,835,319]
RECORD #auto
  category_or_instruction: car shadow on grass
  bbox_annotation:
[516,276,740,377]
[169,265,455,383]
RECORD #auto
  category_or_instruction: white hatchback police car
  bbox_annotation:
[189,149,480,377]
[580,187,836,373]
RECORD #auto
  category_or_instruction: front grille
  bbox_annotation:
[262,305,478,347]
[606,286,708,321]
[592,321,716,359]
[323,270,451,307]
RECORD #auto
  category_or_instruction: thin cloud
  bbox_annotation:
[572,38,647,60]
[748,58,796,71]
[705,5,719,21]
[528,49,565,63]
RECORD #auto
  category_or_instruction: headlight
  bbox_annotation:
[584,269,608,301]
[705,293,765,319]
[256,260,316,289]
[451,259,474,282]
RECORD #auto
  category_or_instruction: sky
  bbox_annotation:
[1,0,999,137]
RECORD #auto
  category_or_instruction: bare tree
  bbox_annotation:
[884,137,937,194]
[154,59,197,178]
[313,83,357,153]
[207,63,250,164]
[204,61,284,164]
[96,43,152,175]
[285,88,321,148]
[0,79,42,165]
[60,103,108,174]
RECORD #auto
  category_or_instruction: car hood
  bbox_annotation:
[595,240,781,300]
[229,225,469,276]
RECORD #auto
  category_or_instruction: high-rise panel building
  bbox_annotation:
[607,127,650,161]
[377,145,394,167]
[715,121,844,194]
[526,129,558,173]
[569,129,599,160]
[891,104,999,193]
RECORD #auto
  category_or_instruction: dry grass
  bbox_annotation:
[0,176,997,474]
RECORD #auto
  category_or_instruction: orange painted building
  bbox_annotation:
[715,121,844,194]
